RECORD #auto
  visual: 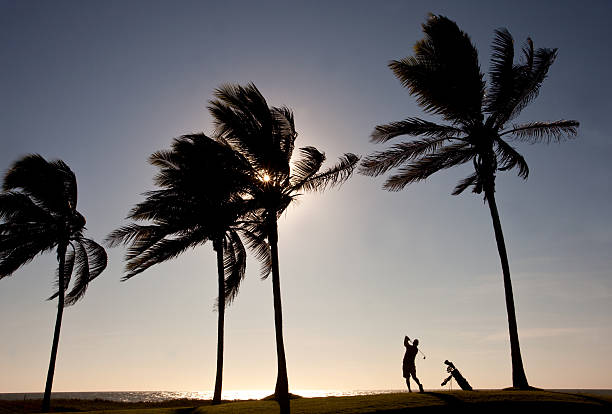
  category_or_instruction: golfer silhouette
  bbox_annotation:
[403,336,424,392]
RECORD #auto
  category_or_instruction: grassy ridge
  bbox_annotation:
[2,390,611,414]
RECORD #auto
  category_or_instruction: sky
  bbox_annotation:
[1,0,611,394]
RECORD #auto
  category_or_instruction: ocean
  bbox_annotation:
[1,389,611,402]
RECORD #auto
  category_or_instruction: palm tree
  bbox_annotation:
[0,154,107,412]
[360,15,579,389]
[106,134,269,404]
[208,82,359,413]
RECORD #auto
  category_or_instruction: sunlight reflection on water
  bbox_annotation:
[0,390,404,402]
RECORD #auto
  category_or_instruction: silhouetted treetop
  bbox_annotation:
[361,14,578,196]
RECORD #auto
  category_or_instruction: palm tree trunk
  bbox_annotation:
[213,238,225,404]
[268,218,290,414]
[42,245,67,412]
[484,186,530,389]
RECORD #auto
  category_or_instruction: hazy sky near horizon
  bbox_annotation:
[1,0,611,393]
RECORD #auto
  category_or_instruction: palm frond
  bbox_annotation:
[485,28,517,120]
[126,192,192,224]
[383,144,475,191]
[501,120,579,143]
[511,47,557,117]
[105,224,171,248]
[3,154,77,213]
[505,47,558,125]
[123,230,206,280]
[50,159,78,209]
[359,137,455,177]
[0,192,53,223]
[0,229,58,277]
[53,237,107,306]
[209,82,292,175]
[222,230,247,305]
[272,106,297,165]
[149,149,179,172]
[208,101,264,170]
[298,153,359,193]
[237,222,271,279]
[370,117,462,143]
[81,239,107,281]
[123,226,187,264]
[289,146,325,189]
[494,139,529,179]
[149,133,253,197]
[487,34,558,127]
[389,14,484,125]
[451,172,479,196]
[64,241,89,306]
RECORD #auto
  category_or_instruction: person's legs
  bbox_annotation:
[411,372,424,392]
[405,378,411,392]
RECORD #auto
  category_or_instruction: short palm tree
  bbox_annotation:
[360,15,579,389]
[209,82,359,413]
[0,154,107,412]
[106,134,269,404]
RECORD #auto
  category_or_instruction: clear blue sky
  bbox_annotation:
[1,0,611,393]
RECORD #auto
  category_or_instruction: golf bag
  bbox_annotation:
[440,360,472,391]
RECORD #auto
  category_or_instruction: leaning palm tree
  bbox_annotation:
[360,15,579,389]
[0,154,107,412]
[106,134,269,404]
[209,82,359,413]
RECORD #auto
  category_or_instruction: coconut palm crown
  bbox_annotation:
[0,154,107,411]
[208,82,359,413]
[209,83,360,221]
[360,15,579,389]
[106,134,263,287]
[362,15,578,195]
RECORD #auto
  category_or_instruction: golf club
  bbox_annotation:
[406,337,426,359]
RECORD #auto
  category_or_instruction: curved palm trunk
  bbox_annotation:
[42,245,67,413]
[213,239,225,404]
[484,187,530,389]
[268,219,290,414]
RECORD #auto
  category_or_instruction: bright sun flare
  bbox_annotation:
[263,174,271,182]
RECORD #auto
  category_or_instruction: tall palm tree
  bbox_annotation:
[360,15,579,389]
[106,134,269,404]
[0,154,107,412]
[209,82,359,413]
